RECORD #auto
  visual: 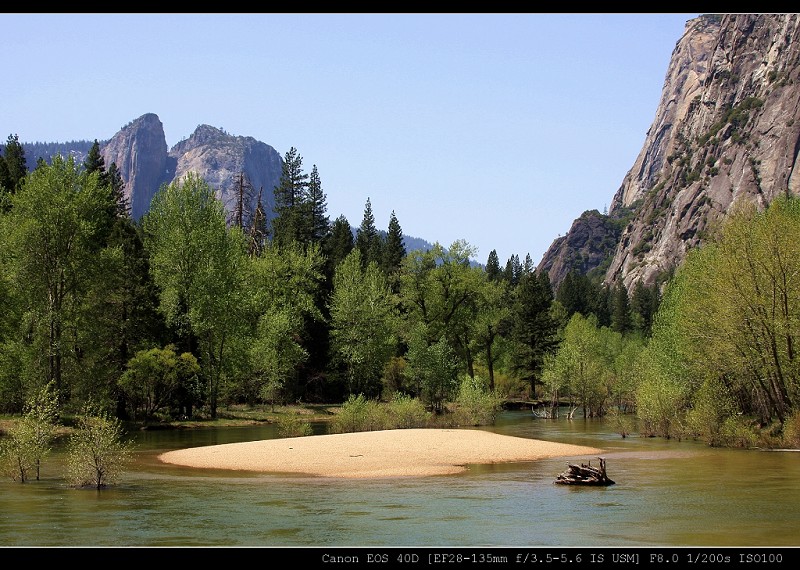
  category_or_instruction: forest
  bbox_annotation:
[1,132,798,449]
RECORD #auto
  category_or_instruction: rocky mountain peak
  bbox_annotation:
[101,113,169,219]
[99,113,282,223]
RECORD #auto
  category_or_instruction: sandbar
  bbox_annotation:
[157,428,603,479]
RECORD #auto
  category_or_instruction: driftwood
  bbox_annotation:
[554,457,615,486]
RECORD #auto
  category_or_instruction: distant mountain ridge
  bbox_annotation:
[19,120,437,254]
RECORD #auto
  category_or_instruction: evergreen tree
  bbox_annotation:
[485,250,501,281]
[631,279,659,336]
[306,165,329,244]
[383,210,406,276]
[522,253,535,275]
[610,280,632,334]
[0,134,27,208]
[84,139,105,175]
[106,162,129,218]
[83,140,130,244]
[324,214,354,279]
[509,270,558,397]
[503,254,521,286]
[271,147,309,247]
[355,197,382,268]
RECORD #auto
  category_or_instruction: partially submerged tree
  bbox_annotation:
[0,381,59,482]
[65,401,133,489]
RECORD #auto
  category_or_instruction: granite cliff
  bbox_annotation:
[100,113,282,221]
[540,13,800,291]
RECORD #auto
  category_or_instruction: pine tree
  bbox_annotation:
[485,250,501,281]
[383,210,406,275]
[510,270,558,397]
[523,253,535,275]
[611,280,632,334]
[84,139,105,175]
[355,197,382,268]
[631,279,659,336]
[271,147,309,247]
[325,214,354,278]
[306,165,329,244]
[0,134,27,207]
[503,254,521,286]
[106,162,130,218]
[83,140,130,245]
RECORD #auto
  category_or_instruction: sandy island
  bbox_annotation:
[157,428,603,479]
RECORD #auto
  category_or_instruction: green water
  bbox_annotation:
[1,411,798,547]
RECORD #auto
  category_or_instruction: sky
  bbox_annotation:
[2,12,698,266]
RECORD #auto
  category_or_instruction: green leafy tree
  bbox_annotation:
[540,313,621,417]
[118,345,201,420]
[473,277,511,391]
[0,381,59,482]
[660,196,800,427]
[399,240,484,380]
[247,242,325,403]
[3,155,109,401]
[405,324,459,412]
[65,401,133,489]
[330,249,398,398]
[142,172,249,418]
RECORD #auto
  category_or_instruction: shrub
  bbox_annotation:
[781,411,800,448]
[275,413,313,438]
[385,393,430,429]
[452,376,502,426]
[329,394,387,433]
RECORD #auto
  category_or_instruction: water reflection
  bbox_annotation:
[1,411,798,546]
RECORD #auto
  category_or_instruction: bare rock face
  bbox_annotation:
[541,14,800,292]
[100,114,282,222]
[537,210,621,287]
[101,113,169,220]
[169,125,282,220]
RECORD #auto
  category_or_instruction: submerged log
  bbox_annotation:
[554,457,615,486]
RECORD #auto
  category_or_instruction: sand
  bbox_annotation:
[157,428,603,479]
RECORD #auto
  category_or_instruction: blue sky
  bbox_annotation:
[2,13,697,266]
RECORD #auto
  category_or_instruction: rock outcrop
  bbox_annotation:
[169,124,282,220]
[101,113,169,220]
[537,209,622,286]
[540,13,800,292]
[101,114,282,221]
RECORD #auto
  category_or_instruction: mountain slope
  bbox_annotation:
[540,13,800,291]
